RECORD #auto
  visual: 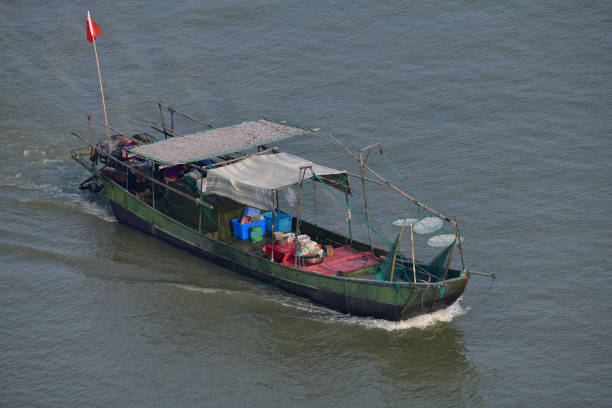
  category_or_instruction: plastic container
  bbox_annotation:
[262,212,293,233]
[231,218,266,240]
[250,225,263,242]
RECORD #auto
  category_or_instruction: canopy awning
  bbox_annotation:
[129,119,310,165]
[204,152,350,210]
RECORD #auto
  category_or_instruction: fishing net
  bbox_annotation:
[373,233,406,281]
[309,146,467,283]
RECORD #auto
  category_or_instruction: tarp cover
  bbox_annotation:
[205,152,349,210]
[129,119,309,165]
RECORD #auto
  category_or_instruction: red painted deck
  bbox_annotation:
[263,244,382,276]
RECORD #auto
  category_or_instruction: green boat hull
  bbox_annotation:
[101,176,469,321]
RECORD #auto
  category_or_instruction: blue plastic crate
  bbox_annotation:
[242,207,260,217]
[262,212,293,233]
[231,218,266,240]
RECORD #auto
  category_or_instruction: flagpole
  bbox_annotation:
[92,40,111,140]
[88,11,110,141]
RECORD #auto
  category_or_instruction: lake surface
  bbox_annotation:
[1,1,611,407]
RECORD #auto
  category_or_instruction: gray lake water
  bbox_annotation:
[1,1,611,407]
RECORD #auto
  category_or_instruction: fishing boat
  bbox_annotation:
[71,101,475,321]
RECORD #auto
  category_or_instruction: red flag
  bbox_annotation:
[86,11,102,43]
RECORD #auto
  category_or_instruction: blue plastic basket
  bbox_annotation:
[231,218,266,240]
[262,212,293,233]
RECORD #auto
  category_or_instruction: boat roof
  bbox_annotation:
[129,119,311,165]
[205,152,350,210]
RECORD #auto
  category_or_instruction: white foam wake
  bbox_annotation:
[334,299,470,331]
[172,283,237,295]
[76,200,116,223]
[172,281,469,331]
[261,288,470,330]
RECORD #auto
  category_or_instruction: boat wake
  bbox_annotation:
[276,295,470,331]
[0,175,116,223]
[76,200,116,223]
[330,300,470,331]
[172,279,470,331]
[172,283,238,296]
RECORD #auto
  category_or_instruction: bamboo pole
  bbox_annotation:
[152,167,156,209]
[443,232,459,280]
[347,172,399,187]
[346,172,386,186]
[91,115,163,145]
[159,103,213,129]
[329,134,455,225]
[88,116,125,138]
[359,150,374,252]
[389,218,407,282]
[345,192,352,245]
[72,131,94,147]
[130,113,175,138]
[312,176,319,239]
[170,108,175,133]
[468,270,496,279]
[270,191,276,262]
[87,100,213,141]
[410,223,417,283]
[87,100,167,116]
[157,101,168,139]
[455,216,465,270]
[294,167,309,267]
[361,142,382,154]
[198,182,204,233]
[149,124,179,138]
[88,19,111,142]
